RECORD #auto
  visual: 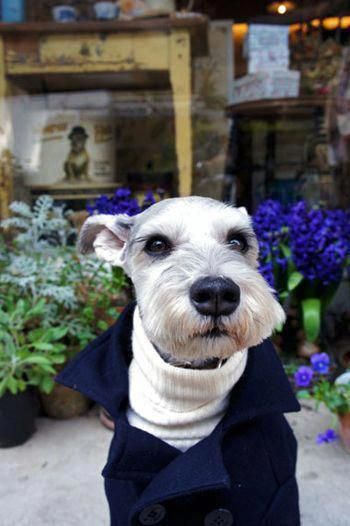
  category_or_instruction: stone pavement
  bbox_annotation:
[0,403,349,526]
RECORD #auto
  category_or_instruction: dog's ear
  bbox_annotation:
[78,214,134,266]
[237,206,249,217]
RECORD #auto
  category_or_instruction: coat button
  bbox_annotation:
[139,504,166,525]
[204,508,234,526]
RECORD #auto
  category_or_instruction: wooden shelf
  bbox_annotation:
[27,182,119,190]
[28,182,120,201]
[226,96,333,118]
[0,15,208,34]
[0,15,209,61]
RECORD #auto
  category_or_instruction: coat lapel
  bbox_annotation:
[55,302,135,420]
[222,338,300,431]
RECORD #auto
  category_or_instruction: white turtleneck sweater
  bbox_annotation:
[127,308,248,451]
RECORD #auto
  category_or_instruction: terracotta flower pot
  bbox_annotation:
[40,383,90,419]
[338,412,350,453]
[297,341,320,359]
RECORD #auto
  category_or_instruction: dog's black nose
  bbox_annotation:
[190,277,240,317]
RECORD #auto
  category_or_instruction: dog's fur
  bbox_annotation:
[78,196,285,365]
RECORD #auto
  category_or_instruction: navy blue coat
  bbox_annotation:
[57,303,301,526]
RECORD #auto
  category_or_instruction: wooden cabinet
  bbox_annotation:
[0,17,208,216]
[224,96,343,210]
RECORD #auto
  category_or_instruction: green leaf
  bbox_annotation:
[287,271,303,292]
[301,298,321,343]
[45,327,68,342]
[23,356,52,365]
[0,309,10,325]
[280,244,291,259]
[297,389,311,400]
[280,243,296,274]
[7,377,18,395]
[27,298,46,318]
[51,344,66,353]
[50,355,66,364]
[0,331,16,352]
[274,322,283,333]
[17,379,27,392]
[28,377,40,386]
[28,328,45,342]
[40,377,55,394]
[0,377,8,397]
[39,364,57,374]
[32,342,55,351]
[279,291,289,300]
[97,320,109,332]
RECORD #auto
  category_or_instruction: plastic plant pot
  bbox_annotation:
[0,390,37,448]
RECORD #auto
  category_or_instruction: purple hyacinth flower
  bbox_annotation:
[142,190,156,210]
[294,366,314,387]
[115,188,132,199]
[87,187,144,216]
[310,353,331,374]
[252,200,289,288]
[316,428,339,444]
[288,201,350,286]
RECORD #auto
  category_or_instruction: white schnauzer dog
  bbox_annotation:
[78,196,285,448]
[60,196,301,526]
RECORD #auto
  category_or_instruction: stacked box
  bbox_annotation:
[233,71,300,104]
[248,49,290,74]
[245,24,289,55]
[233,24,300,103]
[245,24,290,74]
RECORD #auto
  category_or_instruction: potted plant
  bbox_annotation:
[0,296,67,447]
[313,374,350,452]
[292,352,350,451]
[0,195,130,419]
[40,261,127,419]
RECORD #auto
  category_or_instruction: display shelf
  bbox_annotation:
[226,96,333,118]
[0,16,209,57]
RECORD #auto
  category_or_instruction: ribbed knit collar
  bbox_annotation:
[131,306,248,413]
[127,308,248,450]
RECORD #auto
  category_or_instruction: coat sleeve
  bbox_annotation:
[259,414,301,526]
[263,476,300,526]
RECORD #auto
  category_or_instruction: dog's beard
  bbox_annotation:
[137,272,285,363]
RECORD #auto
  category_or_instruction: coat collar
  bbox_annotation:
[56,301,299,427]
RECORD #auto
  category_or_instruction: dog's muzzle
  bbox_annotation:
[190,276,240,318]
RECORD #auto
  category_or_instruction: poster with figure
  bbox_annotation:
[38,112,116,185]
[11,94,116,187]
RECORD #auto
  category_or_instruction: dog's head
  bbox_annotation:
[79,197,285,362]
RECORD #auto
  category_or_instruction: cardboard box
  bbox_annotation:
[248,49,290,73]
[245,24,290,56]
[233,70,300,104]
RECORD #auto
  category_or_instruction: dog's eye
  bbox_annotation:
[145,236,172,256]
[227,233,248,252]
